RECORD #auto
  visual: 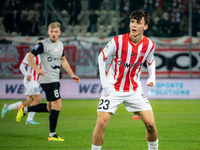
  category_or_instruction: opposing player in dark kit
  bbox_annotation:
[16,22,80,141]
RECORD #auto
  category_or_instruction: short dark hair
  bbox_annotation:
[37,37,45,41]
[129,10,150,25]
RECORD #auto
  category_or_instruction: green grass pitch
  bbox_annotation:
[0,99,200,150]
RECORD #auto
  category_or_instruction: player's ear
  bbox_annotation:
[144,24,148,31]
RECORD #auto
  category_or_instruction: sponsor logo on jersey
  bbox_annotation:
[47,57,53,62]
[117,60,143,68]
[131,52,138,56]
[47,57,60,62]
[122,51,126,55]
[51,65,60,69]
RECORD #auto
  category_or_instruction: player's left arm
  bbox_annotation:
[146,46,156,87]
[61,56,80,83]
[147,59,155,86]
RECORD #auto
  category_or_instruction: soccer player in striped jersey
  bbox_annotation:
[1,37,44,125]
[91,10,158,150]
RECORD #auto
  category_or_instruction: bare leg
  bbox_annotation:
[25,94,41,122]
[51,98,62,111]
[135,110,158,142]
[22,96,33,106]
[92,111,111,146]
[30,94,41,106]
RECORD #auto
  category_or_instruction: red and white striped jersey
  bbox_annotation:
[102,33,155,92]
[21,52,41,82]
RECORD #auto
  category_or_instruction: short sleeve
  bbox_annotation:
[62,46,64,57]
[31,42,44,56]
[102,38,116,60]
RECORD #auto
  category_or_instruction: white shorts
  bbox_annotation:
[23,77,40,96]
[97,89,152,114]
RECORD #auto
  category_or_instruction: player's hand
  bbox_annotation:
[71,74,80,83]
[147,77,155,87]
[147,82,154,87]
[26,75,32,81]
[36,69,46,76]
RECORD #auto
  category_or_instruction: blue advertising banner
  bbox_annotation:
[0,79,199,99]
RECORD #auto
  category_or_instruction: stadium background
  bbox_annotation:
[0,0,200,99]
[1,1,200,149]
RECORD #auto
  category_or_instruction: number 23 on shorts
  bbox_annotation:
[98,99,110,110]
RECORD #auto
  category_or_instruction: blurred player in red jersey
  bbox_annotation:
[1,37,44,125]
[91,10,158,150]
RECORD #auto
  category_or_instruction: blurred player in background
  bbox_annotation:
[16,22,80,141]
[1,37,44,125]
[91,10,158,150]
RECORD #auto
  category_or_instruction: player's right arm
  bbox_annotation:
[27,42,46,76]
[98,38,116,96]
[98,53,111,96]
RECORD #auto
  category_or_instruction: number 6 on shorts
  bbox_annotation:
[54,89,59,98]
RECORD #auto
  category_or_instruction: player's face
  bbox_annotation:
[48,27,61,42]
[129,17,148,37]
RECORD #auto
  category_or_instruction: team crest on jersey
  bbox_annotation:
[55,48,59,52]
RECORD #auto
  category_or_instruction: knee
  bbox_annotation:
[145,121,157,132]
[96,118,108,130]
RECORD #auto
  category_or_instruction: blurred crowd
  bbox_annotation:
[0,0,200,37]
[0,0,44,36]
[116,0,200,37]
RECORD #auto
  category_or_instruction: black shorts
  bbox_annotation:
[41,82,61,102]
